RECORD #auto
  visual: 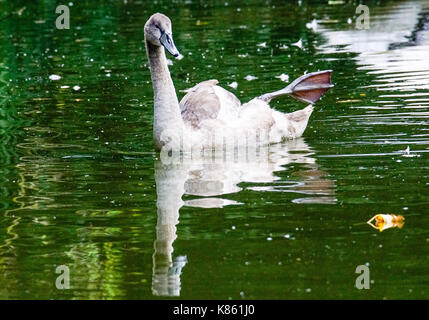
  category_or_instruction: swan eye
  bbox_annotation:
[154,24,163,34]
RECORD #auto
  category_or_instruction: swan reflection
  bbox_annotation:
[151,138,335,296]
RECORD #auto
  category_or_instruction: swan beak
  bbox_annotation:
[160,32,180,57]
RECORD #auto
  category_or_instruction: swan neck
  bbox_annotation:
[146,39,184,149]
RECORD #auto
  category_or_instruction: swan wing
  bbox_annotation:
[180,80,241,128]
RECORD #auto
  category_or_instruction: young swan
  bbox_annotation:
[144,13,333,151]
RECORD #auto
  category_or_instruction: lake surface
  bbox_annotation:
[1,0,428,299]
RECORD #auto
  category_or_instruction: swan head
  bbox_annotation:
[144,13,180,57]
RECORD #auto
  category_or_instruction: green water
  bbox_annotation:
[1,0,429,299]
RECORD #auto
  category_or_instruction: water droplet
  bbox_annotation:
[228,81,238,89]
[306,19,318,31]
[49,74,61,81]
[275,73,289,82]
[292,39,303,49]
[245,75,258,81]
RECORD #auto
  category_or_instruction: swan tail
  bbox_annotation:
[286,105,314,122]
[259,70,333,104]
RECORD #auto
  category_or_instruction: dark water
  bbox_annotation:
[1,0,428,299]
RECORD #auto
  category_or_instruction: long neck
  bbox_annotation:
[146,40,184,149]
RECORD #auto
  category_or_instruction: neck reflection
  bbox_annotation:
[152,138,335,297]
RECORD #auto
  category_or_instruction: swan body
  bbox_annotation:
[144,13,333,151]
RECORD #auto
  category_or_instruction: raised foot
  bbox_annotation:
[260,70,334,104]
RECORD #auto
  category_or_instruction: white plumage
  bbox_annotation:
[144,13,333,151]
